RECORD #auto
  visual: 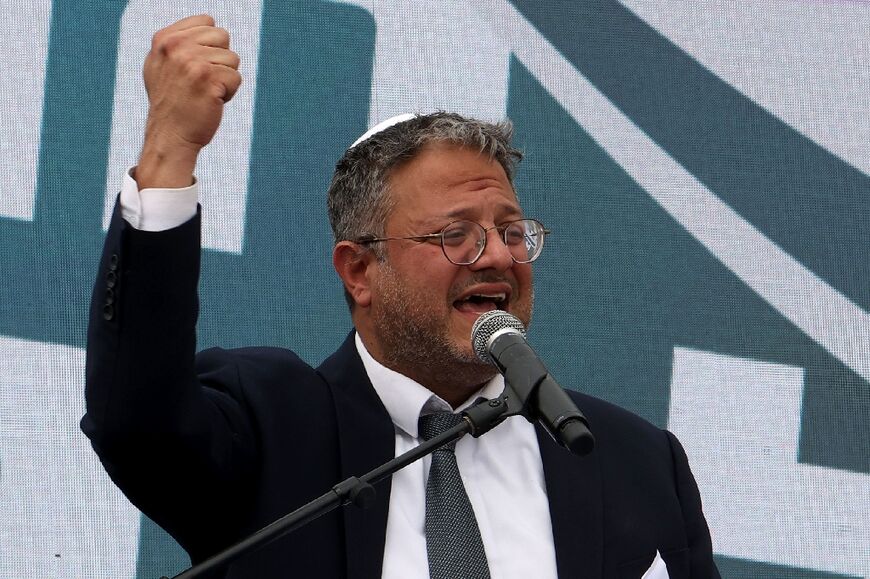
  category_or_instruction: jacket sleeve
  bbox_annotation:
[81,199,258,558]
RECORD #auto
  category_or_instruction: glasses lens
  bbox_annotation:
[504,220,545,263]
[441,221,484,265]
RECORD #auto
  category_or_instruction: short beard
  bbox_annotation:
[371,261,513,398]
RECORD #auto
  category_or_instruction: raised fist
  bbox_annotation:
[137,14,242,189]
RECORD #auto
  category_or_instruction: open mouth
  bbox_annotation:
[453,292,508,314]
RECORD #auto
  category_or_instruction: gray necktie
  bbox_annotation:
[418,412,491,579]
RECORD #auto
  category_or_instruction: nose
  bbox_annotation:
[468,228,514,273]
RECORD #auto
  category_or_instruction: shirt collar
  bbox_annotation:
[354,333,505,438]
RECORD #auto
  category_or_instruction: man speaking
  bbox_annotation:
[82,15,720,578]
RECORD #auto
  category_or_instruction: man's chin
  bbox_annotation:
[444,353,500,393]
[450,313,481,352]
[448,330,491,369]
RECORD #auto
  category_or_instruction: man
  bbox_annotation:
[83,15,719,578]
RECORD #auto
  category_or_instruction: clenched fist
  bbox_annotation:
[136,15,241,189]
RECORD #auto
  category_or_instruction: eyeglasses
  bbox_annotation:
[355,219,550,265]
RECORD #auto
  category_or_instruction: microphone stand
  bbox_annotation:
[164,396,511,579]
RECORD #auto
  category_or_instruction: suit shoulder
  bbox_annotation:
[566,390,660,431]
[566,389,672,453]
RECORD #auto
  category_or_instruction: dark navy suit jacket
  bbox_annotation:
[82,206,719,578]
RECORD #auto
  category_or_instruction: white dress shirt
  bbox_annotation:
[119,169,559,579]
[355,334,557,579]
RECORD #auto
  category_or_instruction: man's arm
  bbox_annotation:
[81,15,254,557]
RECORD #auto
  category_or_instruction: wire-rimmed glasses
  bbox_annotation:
[355,219,550,265]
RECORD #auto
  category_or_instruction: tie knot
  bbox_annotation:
[418,411,464,441]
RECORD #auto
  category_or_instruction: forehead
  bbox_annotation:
[386,143,521,223]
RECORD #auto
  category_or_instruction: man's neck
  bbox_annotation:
[354,330,496,408]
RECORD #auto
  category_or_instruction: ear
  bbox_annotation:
[333,241,375,308]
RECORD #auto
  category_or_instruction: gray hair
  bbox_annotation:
[327,112,523,245]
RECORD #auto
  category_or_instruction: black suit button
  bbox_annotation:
[104,288,115,305]
[109,254,119,271]
[102,304,114,320]
[106,270,117,288]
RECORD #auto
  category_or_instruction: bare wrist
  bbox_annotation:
[135,131,202,190]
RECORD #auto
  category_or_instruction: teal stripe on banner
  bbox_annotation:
[0,0,129,347]
[509,0,870,312]
[715,554,861,579]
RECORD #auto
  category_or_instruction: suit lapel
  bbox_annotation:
[537,426,604,579]
[318,333,395,579]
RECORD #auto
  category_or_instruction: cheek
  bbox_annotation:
[417,263,461,299]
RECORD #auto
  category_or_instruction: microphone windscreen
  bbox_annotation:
[471,310,526,363]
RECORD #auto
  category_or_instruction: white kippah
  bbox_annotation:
[350,113,417,148]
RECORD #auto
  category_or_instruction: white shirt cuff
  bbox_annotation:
[120,167,199,231]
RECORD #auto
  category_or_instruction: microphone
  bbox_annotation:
[472,310,595,456]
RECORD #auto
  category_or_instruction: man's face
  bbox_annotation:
[365,143,534,399]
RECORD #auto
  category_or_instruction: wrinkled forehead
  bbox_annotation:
[385,143,521,219]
